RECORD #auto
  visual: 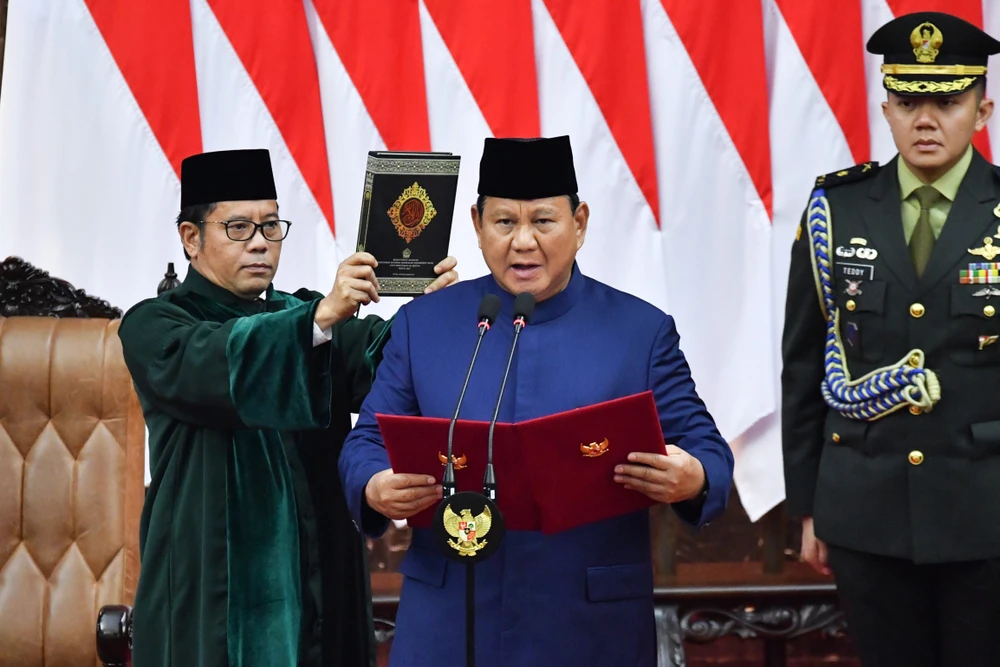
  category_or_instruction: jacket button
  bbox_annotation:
[910,303,925,318]
[845,299,857,311]
[909,405,922,415]
[832,433,841,443]
[908,450,924,465]
[908,353,921,367]
[986,305,996,318]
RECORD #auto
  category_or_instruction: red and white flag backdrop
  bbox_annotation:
[4,0,999,520]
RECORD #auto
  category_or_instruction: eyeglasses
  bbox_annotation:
[201,218,292,242]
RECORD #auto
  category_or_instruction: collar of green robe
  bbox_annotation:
[180,264,280,314]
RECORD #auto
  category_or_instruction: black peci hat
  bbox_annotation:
[478,136,578,200]
[180,149,278,208]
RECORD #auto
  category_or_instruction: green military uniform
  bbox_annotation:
[782,12,1000,667]
[119,148,388,667]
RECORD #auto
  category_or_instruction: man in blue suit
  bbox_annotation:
[340,135,734,666]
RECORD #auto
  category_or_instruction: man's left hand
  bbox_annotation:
[424,256,459,294]
[614,446,706,504]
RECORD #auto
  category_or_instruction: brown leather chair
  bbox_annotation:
[0,257,144,667]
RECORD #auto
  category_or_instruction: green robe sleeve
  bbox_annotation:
[290,288,393,413]
[332,315,393,413]
[119,297,333,431]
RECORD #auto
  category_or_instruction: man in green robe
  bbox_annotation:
[118,149,458,667]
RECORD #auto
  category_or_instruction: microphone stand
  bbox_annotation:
[484,312,527,502]
[466,301,531,666]
[436,294,529,667]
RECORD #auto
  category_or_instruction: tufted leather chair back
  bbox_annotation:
[0,317,145,667]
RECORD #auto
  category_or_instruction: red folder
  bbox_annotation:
[375,414,540,530]
[376,391,667,534]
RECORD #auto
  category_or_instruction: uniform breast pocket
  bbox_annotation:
[949,285,1000,366]
[836,280,886,363]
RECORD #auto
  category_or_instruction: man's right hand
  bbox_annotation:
[314,252,381,330]
[801,516,831,575]
[365,469,442,520]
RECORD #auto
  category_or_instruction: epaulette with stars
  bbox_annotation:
[813,161,880,190]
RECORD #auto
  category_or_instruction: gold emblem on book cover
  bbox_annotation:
[388,181,437,243]
[443,504,492,556]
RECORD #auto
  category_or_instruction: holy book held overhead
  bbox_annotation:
[355,151,460,296]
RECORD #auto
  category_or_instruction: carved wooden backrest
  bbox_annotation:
[0,257,122,319]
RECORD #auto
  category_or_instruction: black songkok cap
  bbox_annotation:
[867,11,1000,96]
[180,149,278,208]
[477,136,579,200]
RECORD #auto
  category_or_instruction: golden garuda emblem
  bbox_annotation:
[443,503,492,556]
[388,181,437,243]
[580,437,609,458]
[911,22,943,63]
[438,452,468,470]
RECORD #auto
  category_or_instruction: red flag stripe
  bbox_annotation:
[884,0,991,161]
[544,0,660,225]
[423,0,540,138]
[314,0,430,151]
[661,0,773,217]
[208,0,335,233]
[777,0,870,164]
[84,0,202,178]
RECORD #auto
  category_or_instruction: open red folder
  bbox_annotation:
[376,391,667,534]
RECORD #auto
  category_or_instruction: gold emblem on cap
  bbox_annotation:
[911,22,943,63]
[438,452,468,470]
[580,438,610,458]
[388,181,437,243]
[443,503,492,556]
[969,237,1000,261]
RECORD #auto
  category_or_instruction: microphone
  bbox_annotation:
[484,292,535,501]
[442,293,502,498]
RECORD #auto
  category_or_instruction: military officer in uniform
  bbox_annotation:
[782,12,1000,667]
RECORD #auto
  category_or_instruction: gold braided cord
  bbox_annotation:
[883,75,978,94]
[881,64,986,76]
[806,193,941,420]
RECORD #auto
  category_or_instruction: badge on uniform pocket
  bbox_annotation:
[837,263,875,281]
[845,321,860,348]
